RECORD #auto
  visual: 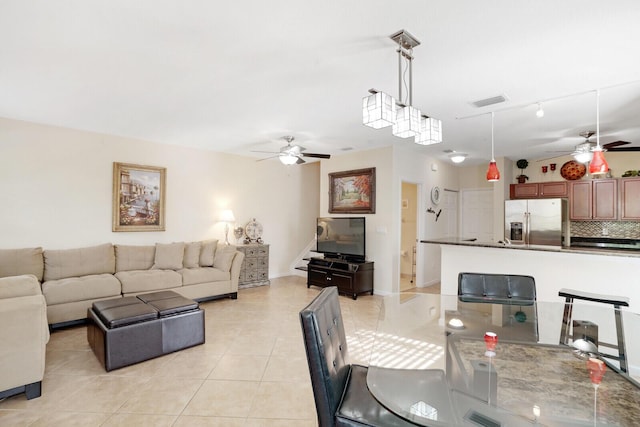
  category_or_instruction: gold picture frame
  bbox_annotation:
[112,162,166,232]
[329,167,376,214]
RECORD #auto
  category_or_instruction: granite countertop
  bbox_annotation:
[420,237,640,258]
[452,338,640,425]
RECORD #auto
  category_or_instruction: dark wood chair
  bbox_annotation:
[299,287,419,427]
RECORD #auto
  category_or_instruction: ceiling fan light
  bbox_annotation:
[415,116,443,145]
[589,148,609,175]
[363,91,396,129]
[573,151,593,164]
[536,103,545,118]
[449,153,467,163]
[486,160,500,182]
[279,153,298,165]
[393,105,421,138]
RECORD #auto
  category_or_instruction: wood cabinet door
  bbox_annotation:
[593,179,617,220]
[620,177,640,220]
[510,183,539,199]
[539,181,568,198]
[569,181,592,220]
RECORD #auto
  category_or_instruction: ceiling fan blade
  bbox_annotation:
[251,150,280,154]
[603,140,631,149]
[255,155,280,162]
[607,146,640,152]
[296,157,306,164]
[301,152,331,159]
[536,154,571,162]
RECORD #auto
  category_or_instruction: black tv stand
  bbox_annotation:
[306,257,374,300]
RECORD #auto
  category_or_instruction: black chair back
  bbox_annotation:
[458,272,536,305]
[300,287,351,427]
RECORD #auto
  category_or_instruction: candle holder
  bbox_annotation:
[484,331,498,357]
[542,165,548,173]
[550,163,556,171]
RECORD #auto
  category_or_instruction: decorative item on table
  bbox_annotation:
[514,308,527,322]
[484,331,498,357]
[244,218,264,244]
[233,226,244,244]
[516,159,529,183]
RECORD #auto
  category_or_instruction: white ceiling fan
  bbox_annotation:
[539,131,634,162]
[252,136,331,165]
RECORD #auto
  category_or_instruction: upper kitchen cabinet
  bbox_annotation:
[569,179,617,220]
[620,177,640,220]
[510,181,568,199]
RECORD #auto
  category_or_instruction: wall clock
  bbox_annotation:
[430,186,441,205]
[244,218,264,244]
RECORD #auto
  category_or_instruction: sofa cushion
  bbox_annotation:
[179,267,230,286]
[183,242,201,268]
[0,247,44,281]
[0,275,42,299]
[116,270,182,294]
[199,239,218,267]
[152,243,185,270]
[214,245,236,272]
[44,244,115,281]
[115,245,155,272]
[41,273,122,305]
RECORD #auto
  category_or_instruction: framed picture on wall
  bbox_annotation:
[329,167,376,214]
[112,162,166,232]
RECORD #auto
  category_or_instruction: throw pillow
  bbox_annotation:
[213,245,236,272]
[199,239,218,267]
[183,242,201,268]
[152,242,185,270]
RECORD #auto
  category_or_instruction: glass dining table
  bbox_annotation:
[366,293,640,426]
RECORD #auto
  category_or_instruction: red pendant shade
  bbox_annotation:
[486,161,500,182]
[589,148,609,175]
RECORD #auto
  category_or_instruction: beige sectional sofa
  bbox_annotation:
[0,240,244,327]
[0,274,49,400]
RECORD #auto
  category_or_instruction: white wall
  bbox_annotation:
[0,117,320,277]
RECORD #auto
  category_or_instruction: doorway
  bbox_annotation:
[400,182,418,291]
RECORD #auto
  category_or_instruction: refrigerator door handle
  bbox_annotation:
[524,212,530,245]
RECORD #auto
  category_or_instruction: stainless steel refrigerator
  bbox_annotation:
[504,198,570,247]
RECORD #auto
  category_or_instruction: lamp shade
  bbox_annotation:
[392,105,421,138]
[589,148,609,175]
[219,209,235,223]
[362,91,396,129]
[449,153,467,163]
[486,161,500,182]
[415,116,442,145]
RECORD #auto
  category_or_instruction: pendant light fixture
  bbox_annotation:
[589,90,609,175]
[362,30,442,144]
[486,112,500,182]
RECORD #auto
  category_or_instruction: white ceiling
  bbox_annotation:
[2,1,640,165]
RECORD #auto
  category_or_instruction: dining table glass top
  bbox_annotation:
[366,293,640,426]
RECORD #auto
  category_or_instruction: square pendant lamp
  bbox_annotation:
[362,90,396,129]
[362,29,442,145]
[415,115,443,145]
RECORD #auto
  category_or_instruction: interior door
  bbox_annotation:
[460,189,493,241]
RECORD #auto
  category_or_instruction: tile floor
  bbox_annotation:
[0,276,436,426]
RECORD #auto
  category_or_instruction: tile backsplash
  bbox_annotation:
[571,221,640,239]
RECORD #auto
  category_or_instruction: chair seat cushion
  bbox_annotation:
[336,364,418,427]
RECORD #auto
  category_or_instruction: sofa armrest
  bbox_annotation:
[0,293,49,392]
[0,274,42,299]
[229,250,245,292]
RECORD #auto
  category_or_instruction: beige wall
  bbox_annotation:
[0,117,320,277]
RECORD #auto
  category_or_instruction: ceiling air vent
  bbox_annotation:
[471,94,509,108]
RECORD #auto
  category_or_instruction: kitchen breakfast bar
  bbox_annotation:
[421,238,640,376]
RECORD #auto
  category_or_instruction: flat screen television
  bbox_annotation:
[316,217,366,262]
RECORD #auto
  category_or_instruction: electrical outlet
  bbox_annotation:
[602,226,609,236]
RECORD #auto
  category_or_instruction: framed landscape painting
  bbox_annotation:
[112,162,166,232]
[329,167,376,214]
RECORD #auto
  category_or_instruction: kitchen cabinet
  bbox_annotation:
[569,179,617,220]
[620,177,640,220]
[509,181,567,199]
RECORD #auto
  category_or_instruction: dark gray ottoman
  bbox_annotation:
[87,291,204,371]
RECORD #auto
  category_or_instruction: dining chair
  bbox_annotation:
[457,272,538,341]
[299,286,418,427]
[558,288,629,372]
